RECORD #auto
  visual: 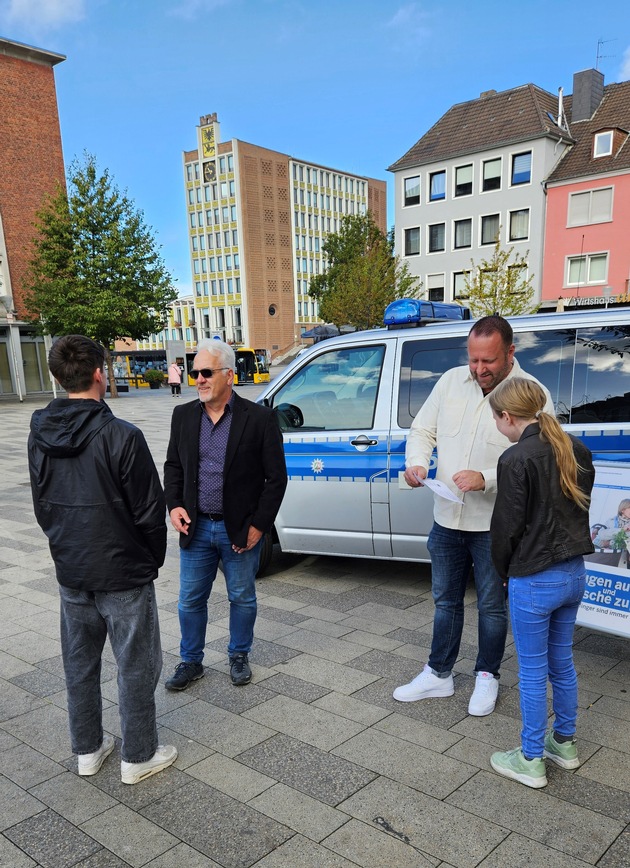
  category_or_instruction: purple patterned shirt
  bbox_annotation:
[197,394,234,514]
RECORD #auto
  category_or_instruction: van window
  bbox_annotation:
[512,329,576,422]
[398,337,468,427]
[272,345,385,431]
[571,325,630,422]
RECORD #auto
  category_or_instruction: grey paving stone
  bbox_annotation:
[0,729,20,751]
[322,817,439,867]
[9,668,66,698]
[273,653,380,695]
[206,636,300,667]
[578,745,630,792]
[29,770,118,825]
[244,694,366,751]
[256,604,310,626]
[577,707,630,753]
[248,782,349,842]
[141,779,293,868]
[185,752,274,801]
[576,632,630,660]
[237,733,377,806]
[5,807,101,868]
[334,585,425,611]
[476,831,593,867]
[143,842,222,866]
[544,761,630,823]
[333,728,476,799]
[72,851,130,867]
[193,668,277,713]
[597,829,630,868]
[80,803,178,868]
[352,675,472,729]
[374,711,463,752]
[283,587,360,612]
[0,830,38,866]
[262,673,330,703]
[275,629,368,664]
[312,692,391,726]
[0,679,46,722]
[446,769,623,863]
[0,743,65,789]
[251,833,357,867]
[253,617,299,642]
[159,698,274,758]
[1,703,73,762]
[338,775,508,868]
[590,694,630,721]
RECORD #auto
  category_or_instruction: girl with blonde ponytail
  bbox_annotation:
[487,377,595,789]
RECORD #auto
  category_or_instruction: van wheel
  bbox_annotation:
[256,532,274,578]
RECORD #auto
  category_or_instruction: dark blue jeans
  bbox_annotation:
[427,522,507,677]
[509,557,586,758]
[178,516,261,662]
[59,582,161,763]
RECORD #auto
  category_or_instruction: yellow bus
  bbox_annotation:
[185,347,270,386]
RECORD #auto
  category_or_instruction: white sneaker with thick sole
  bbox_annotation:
[121,745,178,785]
[78,734,115,776]
[393,664,454,702]
[468,671,499,716]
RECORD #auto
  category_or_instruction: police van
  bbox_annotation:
[256,301,630,576]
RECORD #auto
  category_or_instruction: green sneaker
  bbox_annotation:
[490,747,547,788]
[544,731,580,769]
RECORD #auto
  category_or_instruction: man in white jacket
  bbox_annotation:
[394,316,553,716]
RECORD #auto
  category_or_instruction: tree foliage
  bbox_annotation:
[309,212,421,329]
[463,234,538,318]
[24,153,177,396]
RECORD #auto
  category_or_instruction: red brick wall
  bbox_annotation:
[0,53,65,318]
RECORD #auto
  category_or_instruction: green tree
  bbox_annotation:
[24,153,177,397]
[309,212,421,329]
[463,233,538,318]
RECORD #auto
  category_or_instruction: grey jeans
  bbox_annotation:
[59,582,162,763]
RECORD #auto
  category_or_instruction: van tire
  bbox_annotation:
[256,531,274,578]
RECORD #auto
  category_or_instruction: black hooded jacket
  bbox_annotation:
[28,398,167,591]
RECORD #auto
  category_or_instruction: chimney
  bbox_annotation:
[572,69,604,122]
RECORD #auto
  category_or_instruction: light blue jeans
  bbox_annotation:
[427,523,507,677]
[59,582,161,763]
[178,516,261,662]
[509,556,586,759]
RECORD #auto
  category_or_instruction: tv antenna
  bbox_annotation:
[596,38,616,70]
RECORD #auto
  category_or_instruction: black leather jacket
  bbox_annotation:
[490,424,595,581]
[29,398,167,591]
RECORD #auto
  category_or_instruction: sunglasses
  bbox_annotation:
[190,367,229,380]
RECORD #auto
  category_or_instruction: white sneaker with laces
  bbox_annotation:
[78,734,115,776]
[393,664,454,702]
[468,671,499,716]
[121,745,178,785]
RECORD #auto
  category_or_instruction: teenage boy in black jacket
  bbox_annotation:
[28,335,176,785]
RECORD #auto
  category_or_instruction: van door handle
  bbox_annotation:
[351,436,378,447]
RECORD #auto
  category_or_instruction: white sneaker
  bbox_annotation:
[78,734,115,776]
[121,745,178,785]
[468,671,499,716]
[393,664,454,702]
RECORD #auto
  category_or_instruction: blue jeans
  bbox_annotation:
[59,582,161,763]
[427,522,507,677]
[178,516,261,662]
[509,556,586,759]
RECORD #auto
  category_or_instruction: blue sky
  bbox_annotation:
[1,0,629,296]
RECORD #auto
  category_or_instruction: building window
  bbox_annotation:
[453,219,472,249]
[509,209,529,241]
[207,234,214,249]
[428,223,445,252]
[594,131,613,158]
[189,213,196,229]
[222,206,229,222]
[454,164,472,197]
[219,157,226,174]
[568,187,613,226]
[511,151,532,185]
[404,227,420,256]
[197,211,203,227]
[195,281,201,296]
[567,253,608,286]
[227,154,234,171]
[481,213,500,245]
[191,236,198,251]
[186,165,193,182]
[232,229,238,245]
[206,210,212,225]
[482,158,501,192]
[188,189,195,205]
[427,273,445,302]
[231,205,237,221]
[404,176,420,206]
[453,272,468,299]
[429,170,446,201]
[220,181,228,198]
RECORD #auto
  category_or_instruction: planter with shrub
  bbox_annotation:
[143,369,165,389]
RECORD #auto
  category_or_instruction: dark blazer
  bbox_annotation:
[164,392,287,549]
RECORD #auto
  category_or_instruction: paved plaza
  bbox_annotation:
[0,382,629,867]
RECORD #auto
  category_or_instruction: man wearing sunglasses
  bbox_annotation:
[164,340,287,690]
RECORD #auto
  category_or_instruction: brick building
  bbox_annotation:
[0,37,65,397]
[183,114,387,360]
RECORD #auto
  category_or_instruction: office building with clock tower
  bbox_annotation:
[183,113,386,360]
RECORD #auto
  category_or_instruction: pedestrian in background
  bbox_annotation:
[28,335,177,785]
[168,361,182,397]
[488,377,594,788]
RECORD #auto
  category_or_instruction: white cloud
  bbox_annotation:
[619,45,630,83]
[168,0,235,20]
[386,3,430,42]
[0,0,85,29]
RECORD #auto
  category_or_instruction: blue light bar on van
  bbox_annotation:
[383,298,471,329]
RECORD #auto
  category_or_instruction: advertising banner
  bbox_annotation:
[578,462,630,638]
